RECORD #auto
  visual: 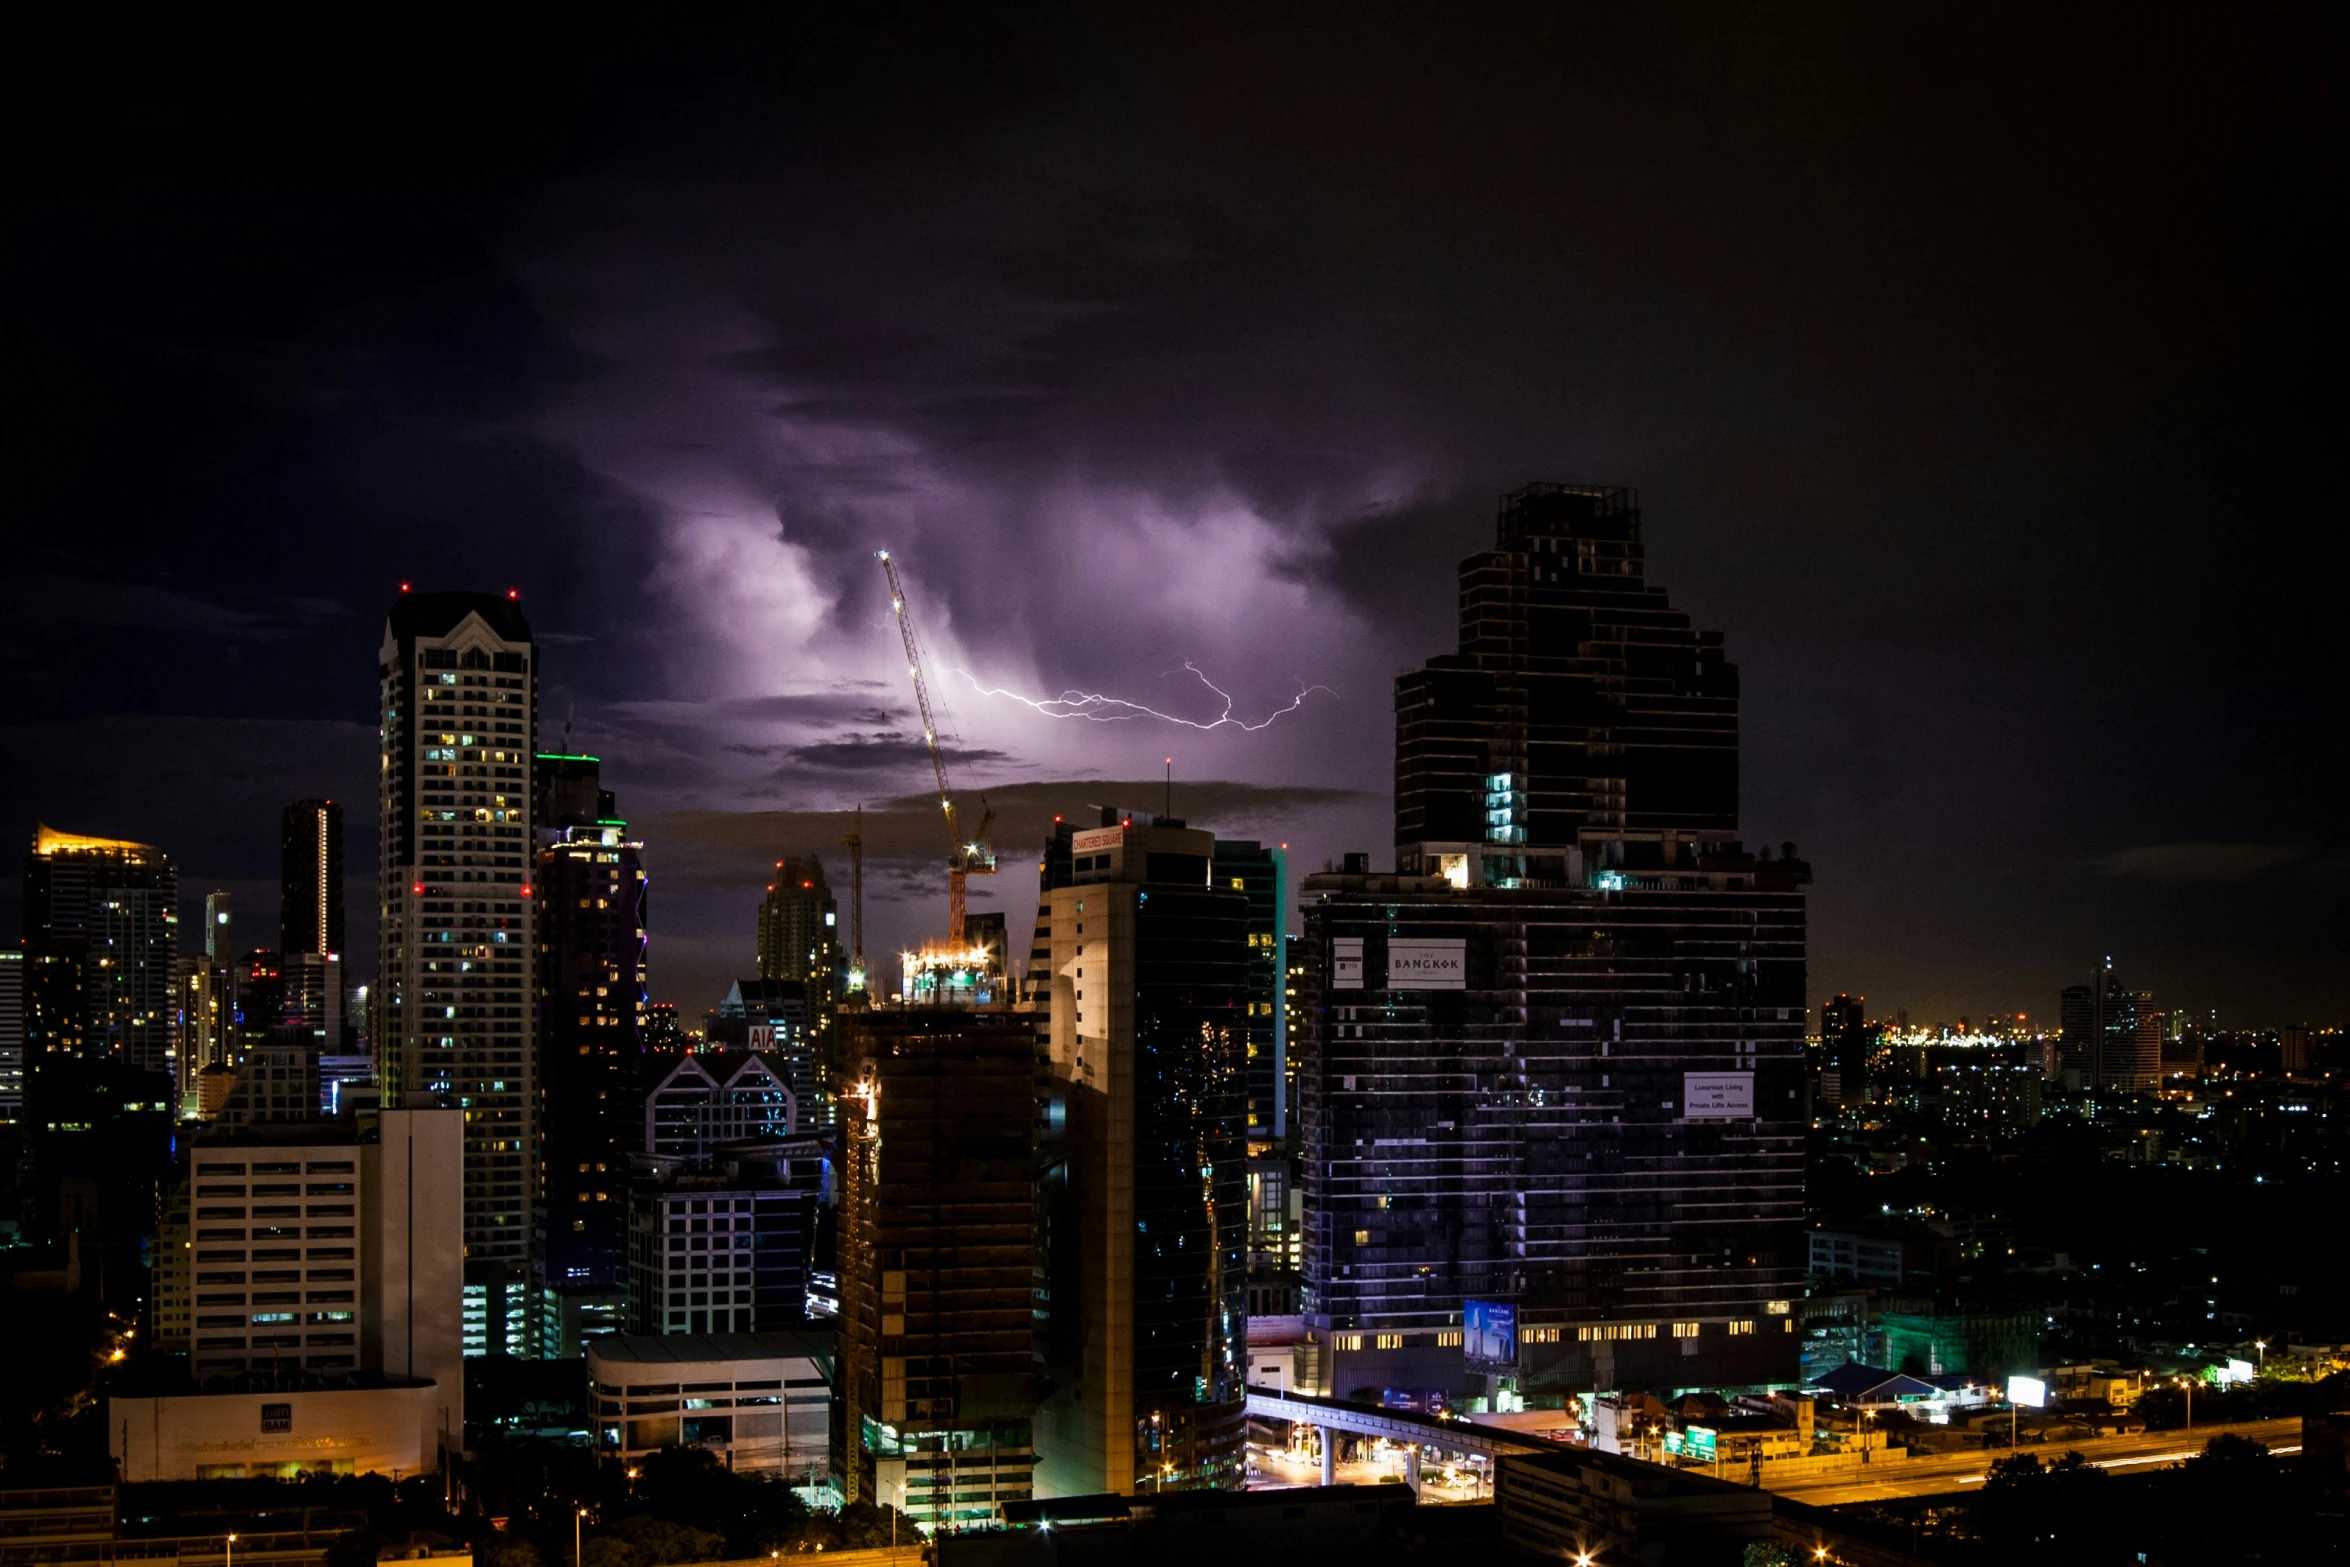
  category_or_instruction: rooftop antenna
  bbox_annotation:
[1164,757,1173,819]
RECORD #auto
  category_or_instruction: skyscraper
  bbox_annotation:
[1296,483,1809,1403]
[834,1008,1036,1525]
[0,951,21,1123]
[376,590,539,1356]
[2059,960,2160,1092]
[23,826,180,1073]
[755,858,838,984]
[1032,810,1249,1497]
[280,799,346,960]
[534,750,647,1290]
[1820,993,1870,1108]
[1211,838,1289,1145]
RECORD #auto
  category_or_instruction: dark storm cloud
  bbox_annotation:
[2,4,2341,1023]
[2088,844,2322,885]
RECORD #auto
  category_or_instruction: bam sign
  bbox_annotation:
[1386,939,1465,989]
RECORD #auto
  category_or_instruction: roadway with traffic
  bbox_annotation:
[1770,1417,2303,1505]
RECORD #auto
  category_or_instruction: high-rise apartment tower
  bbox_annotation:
[376,590,538,1355]
[23,826,179,1073]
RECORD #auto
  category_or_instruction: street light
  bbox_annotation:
[226,1534,236,1567]
[576,1508,589,1567]
[2177,1377,2194,1431]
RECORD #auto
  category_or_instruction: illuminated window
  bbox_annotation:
[1576,1323,1658,1342]
[1728,1320,1755,1336]
[1436,1330,1462,1347]
[1673,1321,1702,1338]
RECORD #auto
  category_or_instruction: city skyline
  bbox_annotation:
[0,10,2342,1553]
[0,12,2336,1028]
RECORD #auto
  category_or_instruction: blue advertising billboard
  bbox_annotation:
[1465,1299,1517,1366]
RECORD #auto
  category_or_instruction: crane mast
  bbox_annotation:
[876,550,995,945]
[842,803,866,992]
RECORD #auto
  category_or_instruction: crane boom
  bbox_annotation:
[876,550,994,944]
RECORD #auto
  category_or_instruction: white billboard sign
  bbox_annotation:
[1331,937,1363,989]
[2010,1375,2047,1409]
[1386,939,1466,990]
[1683,1072,1755,1118]
[1071,827,1124,853]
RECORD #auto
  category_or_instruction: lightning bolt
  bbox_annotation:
[947,662,1333,732]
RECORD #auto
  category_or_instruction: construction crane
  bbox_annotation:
[876,550,995,945]
[842,803,867,993]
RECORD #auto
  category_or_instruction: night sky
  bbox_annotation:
[2,6,2341,1026]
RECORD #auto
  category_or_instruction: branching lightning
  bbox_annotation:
[947,661,1333,732]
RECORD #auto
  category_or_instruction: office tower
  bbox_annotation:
[835,1009,1036,1525]
[170,957,229,1117]
[24,826,179,1072]
[2282,1024,2317,1077]
[2101,985,2161,1092]
[376,590,538,1356]
[713,979,832,1130]
[646,1051,796,1159]
[136,1106,464,1464]
[1031,810,1248,1497]
[533,750,647,1292]
[234,951,286,1049]
[2059,961,2160,1092]
[756,857,838,983]
[0,951,21,1122]
[1211,839,1289,1145]
[280,800,345,960]
[2058,982,2097,1086]
[624,1142,821,1334]
[1245,1151,1304,1316]
[283,952,345,1045]
[754,857,843,1122]
[205,890,234,960]
[216,1040,323,1127]
[1296,483,1808,1402]
[1820,993,1869,1108]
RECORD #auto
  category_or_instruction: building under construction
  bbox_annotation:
[832,1007,1037,1526]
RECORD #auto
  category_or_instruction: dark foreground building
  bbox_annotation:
[533,751,647,1290]
[1297,484,1809,1403]
[834,1008,1037,1526]
[1031,812,1250,1496]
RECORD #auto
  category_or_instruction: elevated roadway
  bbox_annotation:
[1246,1387,2302,1508]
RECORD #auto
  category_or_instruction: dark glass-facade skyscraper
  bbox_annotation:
[1210,838,1288,1146]
[1032,811,1247,1496]
[279,798,346,960]
[1297,483,1810,1402]
[533,751,646,1289]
